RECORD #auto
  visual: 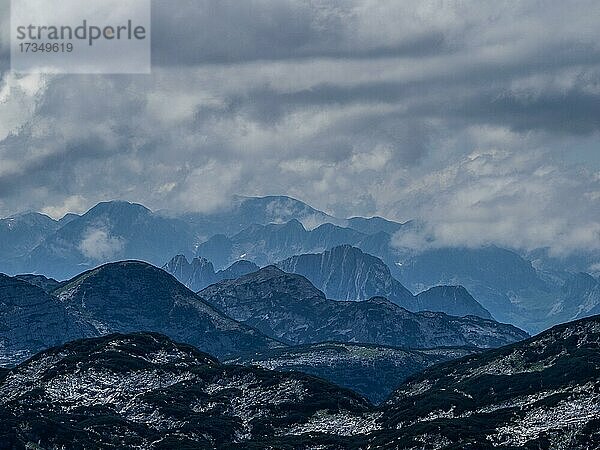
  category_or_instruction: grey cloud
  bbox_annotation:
[150,0,450,66]
[0,1,599,257]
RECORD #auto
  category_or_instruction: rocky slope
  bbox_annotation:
[548,272,600,322]
[370,314,600,449]
[199,266,528,349]
[229,343,479,404]
[0,332,372,449]
[53,261,280,359]
[1,316,599,449]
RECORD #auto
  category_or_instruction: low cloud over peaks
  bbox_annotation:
[0,1,598,257]
[78,227,125,261]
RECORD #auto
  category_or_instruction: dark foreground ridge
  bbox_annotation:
[2,315,600,448]
[0,332,371,449]
[370,314,600,448]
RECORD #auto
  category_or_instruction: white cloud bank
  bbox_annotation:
[78,227,125,261]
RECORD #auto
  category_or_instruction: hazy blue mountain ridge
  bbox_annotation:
[198,266,528,349]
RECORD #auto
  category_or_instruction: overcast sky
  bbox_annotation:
[0,0,599,255]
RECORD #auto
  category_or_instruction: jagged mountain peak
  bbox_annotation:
[163,254,259,291]
[276,244,415,308]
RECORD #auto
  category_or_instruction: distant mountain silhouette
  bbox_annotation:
[196,219,366,269]
[277,245,492,319]
[163,254,259,291]
[26,201,196,279]
[0,196,597,333]
[0,212,61,274]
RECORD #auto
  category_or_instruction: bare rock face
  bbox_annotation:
[277,244,414,306]
[277,245,492,319]
[162,254,218,291]
[373,314,600,449]
[0,332,372,449]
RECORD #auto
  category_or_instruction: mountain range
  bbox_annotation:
[198,266,528,348]
[1,314,598,448]
[0,332,371,449]
[0,261,279,366]
[0,260,526,368]
[276,244,492,319]
[0,196,598,333]
[164,246,492,320]
[0,195,597,447]
[395,246,600,332]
